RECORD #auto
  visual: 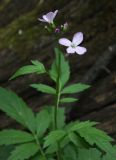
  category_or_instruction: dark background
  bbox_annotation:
[0,0,116,138]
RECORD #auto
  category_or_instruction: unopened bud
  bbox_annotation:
[61,22,68,31]
[55,28,60,33]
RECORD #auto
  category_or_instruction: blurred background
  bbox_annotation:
[0,0,116,138]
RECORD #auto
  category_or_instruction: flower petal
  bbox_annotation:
[75,46,87,55]
[66,47,76,54]
[72,32,83,46]
[59,38,71,47]
[53,10,58,19]
[39,10,58,24]
[43,15,50,23]
[44,12,55,23]
[38,18,47,22]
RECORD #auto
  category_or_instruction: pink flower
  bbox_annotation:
[59,32,87,55]
[38,10,58,24]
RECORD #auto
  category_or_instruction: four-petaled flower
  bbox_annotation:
[59,32,87,55]
[38,10,58,24]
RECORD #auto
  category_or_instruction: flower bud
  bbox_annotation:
[55,28,60,33]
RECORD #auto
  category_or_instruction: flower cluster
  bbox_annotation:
[38,10,87,55]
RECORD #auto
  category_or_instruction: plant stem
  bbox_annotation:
[54,84,62,160]
[54,51,61,129]
[34,134,47,160]
[54,53,62,160]
[54,88,60,129]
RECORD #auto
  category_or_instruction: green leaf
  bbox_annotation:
[77,148,102,160]
[102,146,116,160]
[45,143,58,154]
[44,106,65,129]
[36,109,50,137]
[8,142,38,160]
[70,121,113,153]
[0,87,36,133]
[70,121,98,131]
[30,155,40,160]
[44,130,66,148]
[49,48,70,88]
[61,83,90,94]
[0,145,14,160]
[46,136,70,154]
[29,153,46,160]
[56,107,65,129]
[31,83,56,94]
[0,129,34,145]
[63,144,78,160]
[97,142,116,158]
[60,97,78,103]
[30,153,54,160]
[68,132,89,148]
[10,60,46,80]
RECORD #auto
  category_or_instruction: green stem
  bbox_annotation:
[54,53,63,160]
[54,83,62,160]
[54,50,61,129]
[54,89,60,129]
[34,134,47,160]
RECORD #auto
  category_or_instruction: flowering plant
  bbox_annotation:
[0,10,115,160]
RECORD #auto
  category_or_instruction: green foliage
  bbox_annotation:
[55,107,65,129]
[0,87,36,133]
[100,143,116,159]
[70,121,98,131]
[77,148,102,160]
[31,83,56,94]
[102,145,116,160]
[49,48,70,88]
[69,121,113,154]
[61,83,90,94]
[60,97,78,103]
[45,106,65,129]
[45,143,58,154]
[10,60,46,80]
[44,130,66,148]
[36,109,50,137]
[0,145,14,160]
[68,132,89,148]
[63,144,78,160]
[8,142,38,160]
[30,154,52,160]
[45,135,70,154]
[0,129,34,145]
[0,47,115,160]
